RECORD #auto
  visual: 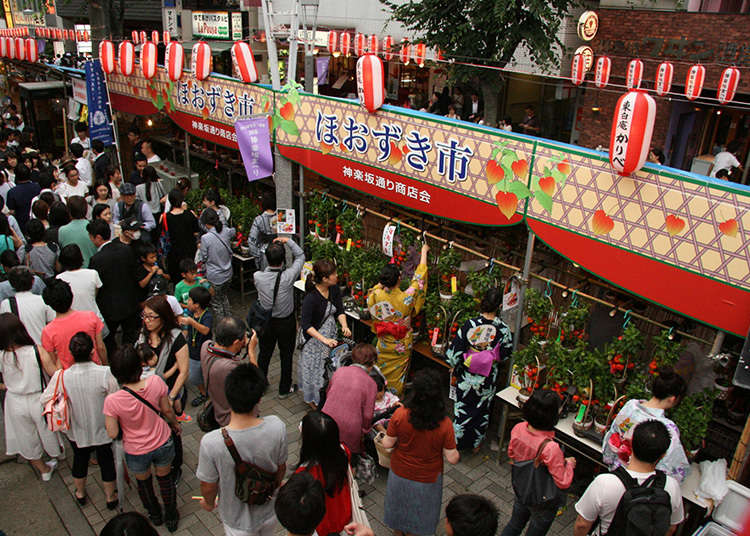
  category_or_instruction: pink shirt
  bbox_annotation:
[103,376,171,455]
[41,311,103,369]
[508,422,574,489]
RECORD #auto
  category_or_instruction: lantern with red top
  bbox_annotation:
[327,31,337,56]
[357,54,385,114]
[118,40,135,76]
[165,42,184,81]
[99,40,116,74]
[400,40,411,65]
[141,41,158,79]
[139,31,147,44]
[415,43,426,68]
[718,67,740,105]
[14,38,24,61]
[231,41,258,83]
[354,33,366,56]
[594,56,610,88]
[131,30,139,43]
[339,32,350,57]
[685,64,705,101]
[655,62,673,97]
[163,31,171,44]
[609,89,656,176]
[151,30,159,45]
[382,35,394,60]
[24,38,37,63]
[626,59,643,89]
[368,34,379,56]
[571,53,586,86]
[192,41,213,81]
[0,38,7,58]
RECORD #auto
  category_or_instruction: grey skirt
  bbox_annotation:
[384,469,443,536]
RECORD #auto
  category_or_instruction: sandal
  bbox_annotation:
[75,493,87,506]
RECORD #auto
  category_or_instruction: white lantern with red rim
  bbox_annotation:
[131,30,139,43]
[141,41,157,79]
[165,42,184,81]
[25,38,37,62]
[67,29,74,41]
[626,59,643,89]
[118,40,135,76]
[14,38,24,60]
[139,31,147,44]
[609,89,656,176]
[571,53,586,86]
[357,54,385,113]
[99,40,116,74]
[163,31,171,44]
[151,30,159,45]
[231,41,258,83]
[327,31,337,55]
[655,62,673,97]
[594,56,610,88]
[0,38,7,58]
[191,41,212,80]
[717,67,740,105]
[400,41,411,65]
[415,43,426,67]
[355,33,366,56]
[685,64,705,101]
[24,27,29,37]
[339,32,350,57]
[368,34,378,55]
[383,35,393,60]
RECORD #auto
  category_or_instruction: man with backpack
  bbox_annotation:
[574,420,684,536]
[196,362,287,536]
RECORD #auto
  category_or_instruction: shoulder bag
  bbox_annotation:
[221,427,278,506]
[197,357,220,432]
[347,462,370,527]
[510,438,562,506]
[246,271,281,338]
[43,370,70,432]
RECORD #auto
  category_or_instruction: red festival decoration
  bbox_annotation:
[0,38,7,58]
[99,40,116,74]
[165,42,184,81]
[400,41,411,65]
[151,30,160,45]
[55,28,63,40]
[655,62,673,97]
[368,34,379,55]
[718,67,740,104]
[131,30,139,44]
[25,38,37,63]
[626,59,643,89]
[139,31,147,44]
[594,56,610,88]
[327,31,337,55]
[571,53,586,86]
[163,31,171,44]
[140,41,158,79]
[14,38,24,61]
[609,90,656,176]
[382,35,394,60]
[415,43,426,67]
[339,32,350,57]
[118,40,135,76]
[191,41,212,80]
[355,33,366,56]
[685,64,705,101]
[231,41,258,83]
[357,54,385,113]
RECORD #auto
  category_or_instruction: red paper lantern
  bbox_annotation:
[23,27,29,37]
[165,41,184,81]
[14,38,24,60]
[84,30,90,41]
[0,38,7,58]
[609,90,656,176]
[594,56,610,88]
[55,28,63,40]
[151,30,159,45]
[626,59,643,90]
[717,67,740,105]
[191,41,212,80]
[655,62,673,97]
[339,32,350,57]
[118,40,135,76]
[571,53,586,86]
[139,31,147,44]
[66,29,73,41]
[400,41,411,65]
[368,34,379,55]
[25,38,37,62]
[355,33,366,56]
[163,31,171,44]
[415,43,426,67]
[357,54,385,113]
[327,31,337,55]
[231,41,258,83]
[141,41,157,79]
[131,30,139,44]
[382,35,394,61]
[99,40,116,74]
[685,64,705,101]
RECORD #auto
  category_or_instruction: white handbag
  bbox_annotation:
[347,463,370,527]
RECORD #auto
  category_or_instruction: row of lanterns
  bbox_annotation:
[0,27,29,37]
[572,55,741,105]
[0,37,39,62]
[327,32,430,67]
[98,39,258,84]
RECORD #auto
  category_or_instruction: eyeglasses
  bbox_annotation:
[141,313,160,321]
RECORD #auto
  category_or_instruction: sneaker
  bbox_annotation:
[279,384,299,400]
[41,459,58,482]
[176,413,193,423]
[191,394,207,407]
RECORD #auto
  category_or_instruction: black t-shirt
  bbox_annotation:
[152,332,187,390]
[135,264,169,303]
[165,211,199,259]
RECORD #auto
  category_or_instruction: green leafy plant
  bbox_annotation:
[335,206,363,241]
[607,323,645,380]
[305,234,340,265]
[559,301,589,340]
[651,329,683,369]
[512,336,546,392]
[435,246,462,295]
[348,246,387,294]
[669,388,716,451]
[307,193,337,237]
[467,268,502,299]
[526,287,553,326]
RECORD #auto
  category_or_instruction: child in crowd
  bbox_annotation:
[174,259,209,308]
[136,242,169,304]
[177,286,213,406]
[136,342,159,379]
[371,372,401,433]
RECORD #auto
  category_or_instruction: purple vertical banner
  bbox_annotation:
[234,116,273,182]
[316,56,330,86]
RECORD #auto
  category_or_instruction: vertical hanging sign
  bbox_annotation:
[84,60,115,146]
[234,116,273,182]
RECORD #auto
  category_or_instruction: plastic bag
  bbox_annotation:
[697,459,729,503]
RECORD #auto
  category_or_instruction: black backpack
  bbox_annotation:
[605,467,672,536]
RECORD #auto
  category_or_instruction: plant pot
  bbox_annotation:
[572,417,593,436]
[594,419,608,435]
[439,292,454,302]
[517,388,531,406]
[431,343,446,357]
[357,307,371,321]
[714,379,730,400]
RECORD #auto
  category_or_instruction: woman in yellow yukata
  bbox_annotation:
[367,243,429,395]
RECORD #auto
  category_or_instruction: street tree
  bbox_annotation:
[379,0,578,126]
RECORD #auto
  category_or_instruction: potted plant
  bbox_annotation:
[711,353,734,401]
[307,193,336,239]
[571,347,608,434]
[606,324,644,386]
[525,288,553,338]
[649,329,683,371]
[669,388,716,456]
[435,247,462,300]
[335,206,363,245]
[512,336,545,405]
[558,301,589,346]
[466,268,502,299]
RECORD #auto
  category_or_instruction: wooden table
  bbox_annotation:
[232,253,256,301]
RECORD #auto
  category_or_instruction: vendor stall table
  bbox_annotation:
[152,160,200,192]
[232,253,256,302]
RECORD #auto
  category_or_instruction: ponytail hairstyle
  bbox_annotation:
[142,165,158,202]
[200,207,223,233]
[305,259,336,293]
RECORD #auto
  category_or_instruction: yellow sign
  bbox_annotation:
[577,11,599,41]
[2,0,13,28]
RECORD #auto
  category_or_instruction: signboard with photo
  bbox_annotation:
[192,11,230,40]
[276,209,296,235]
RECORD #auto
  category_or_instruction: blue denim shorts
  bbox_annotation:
[189,358,204,387]
[124,437,175,474]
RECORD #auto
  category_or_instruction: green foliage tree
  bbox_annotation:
[380,0,578,125]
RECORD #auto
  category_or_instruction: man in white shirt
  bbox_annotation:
[70,122,91,152]
[0,266,55,344]
[58,166,89,200]
[141,139,161,164]
[710,140,743,178]
[574,420,685,536]
[107,166,122,202]
[71,143,93,186]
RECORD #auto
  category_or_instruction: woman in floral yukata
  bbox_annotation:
[446,287,512,452]
[367,243,429,395]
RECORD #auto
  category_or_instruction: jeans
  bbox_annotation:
[257,313,296,394]
[499,495,564,536]
[124,436,175,474]
[210,280,232,320]
[70,441,116,482]
[189,358,204,388]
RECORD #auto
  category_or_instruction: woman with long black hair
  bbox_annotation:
[295,411,352,536]
[199,209,235,320]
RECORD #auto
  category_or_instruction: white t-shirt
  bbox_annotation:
[147,154,161,164]
[0,291,55,345]
[76,157,94,185]
[57,181,89,200]
[711,151,740,177]
[70,136,91,150]
[166,295,182,317]
[575,469,685,535]
[56,269,104,323]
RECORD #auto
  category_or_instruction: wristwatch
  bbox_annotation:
[169,394,177,401]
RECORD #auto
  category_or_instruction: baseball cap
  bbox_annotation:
[120,182,136,195]
[120,217,143,232]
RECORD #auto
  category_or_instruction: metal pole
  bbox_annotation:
[287,0,300,84]
[185,131,192,187]
[298,163,304,244]
[260,1,281,91]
